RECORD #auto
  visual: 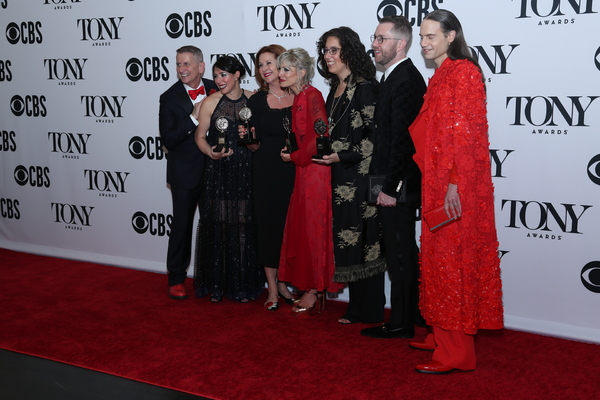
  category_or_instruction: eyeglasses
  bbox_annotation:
[370,35,402,44]
[321,47,341,56]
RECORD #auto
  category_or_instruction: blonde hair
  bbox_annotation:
[277,47,314,91]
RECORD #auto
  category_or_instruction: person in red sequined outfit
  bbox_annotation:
[408,9,504,374]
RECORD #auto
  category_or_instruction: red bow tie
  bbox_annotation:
[188,86,205,100]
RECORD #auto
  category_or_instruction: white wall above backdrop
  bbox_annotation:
[1,0,599,343]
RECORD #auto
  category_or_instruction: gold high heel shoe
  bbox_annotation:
[291,291,325,316]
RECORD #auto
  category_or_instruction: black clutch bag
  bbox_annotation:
[368,175,385,204]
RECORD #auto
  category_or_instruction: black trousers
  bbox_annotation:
[343,272,386,323]
[376,203,421,328]
[166,183,202,286]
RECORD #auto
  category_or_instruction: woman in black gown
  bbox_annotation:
[242,45,297,310]
[314,27,386,323]
[193,56,264,302]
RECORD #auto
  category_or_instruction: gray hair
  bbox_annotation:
[277,47,314,91]
[176,45,204,63]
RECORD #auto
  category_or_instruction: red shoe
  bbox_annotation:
[415,360,474,375]
[409,340,436,351]
[169,284,187,300]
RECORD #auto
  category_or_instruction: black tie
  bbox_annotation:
[380,74,386,84]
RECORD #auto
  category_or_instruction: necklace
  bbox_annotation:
[328,91,351,133]
[269,90,287,102]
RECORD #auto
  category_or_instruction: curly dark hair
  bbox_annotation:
[316,26,376,88]
[212,55,246,80]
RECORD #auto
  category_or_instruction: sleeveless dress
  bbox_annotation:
[248,91,295,268]
[194,93,264,301]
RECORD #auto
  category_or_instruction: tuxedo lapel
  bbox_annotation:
[173,81,194,114]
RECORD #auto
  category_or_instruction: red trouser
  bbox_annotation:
[425,326,476,370]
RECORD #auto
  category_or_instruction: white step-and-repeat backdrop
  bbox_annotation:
[1,0,599,343]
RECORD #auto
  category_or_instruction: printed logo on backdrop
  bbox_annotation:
[126,57,169,82]
[376,0,443,25]
[595,46,600,71]
[44,58,87,86]
[132,211,172,236]
[48,132,91,160]
[165,11,212,39]
[84,169,130,198]
[129,136,164,160]
[1,0,7,9]
[51,203,93,231]
[515,0,597,25]
[77,17,123,46]
[0,60,12,81]
[490,149,515,178]
[501,199,592,240]
[587,154,600,185]
[581,261,600,293]
[506,95,599,135]
[257,2,320,37]
[1,130,17,152]
[469,45,519,82]
[1,198,20,220]
[210,53,256,84]
[14,165,50,188]
[81,95,126,123]
[10,95,47,117]
[5,21,43,45]
[44,0,81,10]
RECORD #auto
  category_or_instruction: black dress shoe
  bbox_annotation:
[360,323,414,339]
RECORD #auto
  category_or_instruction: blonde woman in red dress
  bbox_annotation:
[409,9,503,374]
[278,48,344,315]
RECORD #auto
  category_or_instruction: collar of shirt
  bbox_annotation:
[183,83,206,104]
[382,57,408,81]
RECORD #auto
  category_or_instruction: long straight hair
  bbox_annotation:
[424,9,483,77]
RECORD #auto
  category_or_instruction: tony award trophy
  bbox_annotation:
[214,116,229,153]
[236,106,258,146]
[311,118,330,159]
[282,116,298,153]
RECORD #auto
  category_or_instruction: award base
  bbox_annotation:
[214,144,229,153]
[313,136,331,159]
[236,138,260,147]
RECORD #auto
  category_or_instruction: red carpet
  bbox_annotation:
[0,248,598,399]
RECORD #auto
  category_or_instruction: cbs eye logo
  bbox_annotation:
[581,261,600,293]
[125,57,169,82]
[377,0,404,20]
[128,136,164,160]
[587,154,600,185]
[164,11,211,39]
[132,211,171,236]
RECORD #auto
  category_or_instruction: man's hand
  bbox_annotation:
[377,191,397,207]
[191,100,203,121]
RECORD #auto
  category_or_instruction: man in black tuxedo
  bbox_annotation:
[159,45,217,300]
[361,16,427,338]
